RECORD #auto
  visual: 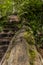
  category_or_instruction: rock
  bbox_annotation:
[8,15,20,23]
[0,28,43,65]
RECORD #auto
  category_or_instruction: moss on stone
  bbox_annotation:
[29,49,36,59]
[29,47,36,65]
[6,52,10,59]
[23,31,35,45]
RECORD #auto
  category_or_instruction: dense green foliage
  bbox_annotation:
[0,0,43,47]
[0,0,13,16]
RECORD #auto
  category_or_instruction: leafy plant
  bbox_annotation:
[0,0,13,17]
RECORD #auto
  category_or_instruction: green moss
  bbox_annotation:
[26,42,36,65]
[26,43,36,65]
[29,49,36,59]
[17,24,22,29]
[6,52,10,59]
[29,49,36,65]
[23,31,35,45]
[0,27,3,32]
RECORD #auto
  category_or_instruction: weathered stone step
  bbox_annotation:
[0,33,14,38]
[0,37,12,39]
[0,36,11,39]
[0,32,14,35]
[0,15,19,62]
[0,41,9,45]
[0,44,8,48]
[3,27,18,32]
[0,53,5,60]
[0,49,4,52]
[0,34,14,61]
[0,37,11,41]
[4,24,16,28]
[0,38,10,42]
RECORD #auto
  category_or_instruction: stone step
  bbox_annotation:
[0,36,13,39]
[0,23,16,61]
[0,41,9,45]
[0,38,10,42]
[0,33,14,38]
[0,37,11,39]
[3,28,18,32]
[0,49,4,52]
[0,53,5,58]
[0,49,8,54]
[0,45,8,48]
[1,24,16,28]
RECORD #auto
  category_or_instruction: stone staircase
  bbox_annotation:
[0,22,19,62]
